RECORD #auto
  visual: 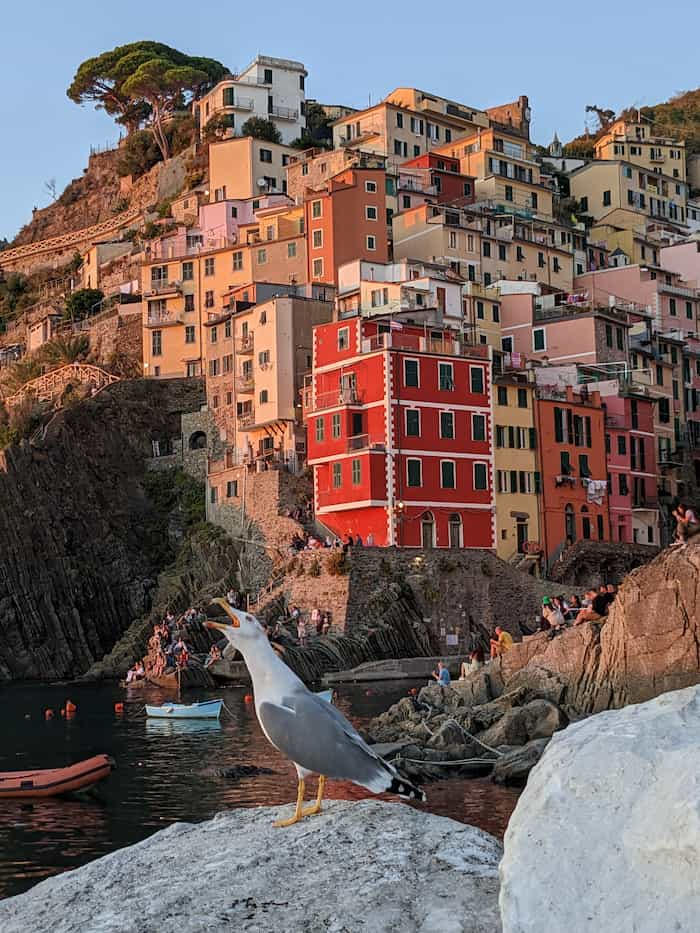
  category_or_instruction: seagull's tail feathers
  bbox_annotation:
[386,773,427,803]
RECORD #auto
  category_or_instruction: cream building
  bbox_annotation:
[594,120,686,182]
[208,136,298,201]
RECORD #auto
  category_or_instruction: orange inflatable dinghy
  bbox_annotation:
[0,754,114,799]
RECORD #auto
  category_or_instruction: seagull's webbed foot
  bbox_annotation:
[274,778,306,828]
[301,775,326,817]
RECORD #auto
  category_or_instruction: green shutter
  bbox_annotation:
[529,427,536,449]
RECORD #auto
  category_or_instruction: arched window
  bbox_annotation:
[448,513,463,548]
[188,431,207,450]
[421,511,435,548]
[564,503,576,543]
[581,505,591,540]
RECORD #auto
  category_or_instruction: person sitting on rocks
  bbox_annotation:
[431,661,451,687]
[575,588,608,625]
[125,661,144,683]
[205,643,221,668]
[490,626,514,659]
[297,614,308,648]
[542,596,566,632]
[671,503,700,546]
[565,595,581,621]
[459,650,484,679]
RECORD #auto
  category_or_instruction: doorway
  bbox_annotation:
[448,513,463,548]
[421,511,435,548]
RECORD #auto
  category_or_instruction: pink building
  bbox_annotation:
[660,240,700,288]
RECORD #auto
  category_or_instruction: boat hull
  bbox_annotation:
[145,700,223,720]
[0,754,114,799]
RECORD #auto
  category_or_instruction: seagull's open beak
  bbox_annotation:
[204,620,229,633]
[205,598,240,629]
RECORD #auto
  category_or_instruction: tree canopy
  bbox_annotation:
[240,117,282,144]
[67,42,227,153]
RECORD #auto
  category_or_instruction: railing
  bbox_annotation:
[269,105,298,120]
[225,96,254,110]
[360,332,490,359]
[346,434,386,453]
[398,175,438,196]
[237,409,256,428]
[303,386,363,412]
[605,415,626,429]
[147,281,182,297]
[658,282,698,299]
[146,309,182,327]
[5,363,119,408]
[237,335,254,354]
[235,375,255,393]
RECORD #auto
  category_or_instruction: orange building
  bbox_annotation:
[535,385,610,565]
[304,167,389,285]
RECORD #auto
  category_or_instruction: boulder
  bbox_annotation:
[0,801,503,933]
[478,699,566,749]
[451,668,495,706]
[491,739,549,785]
[418,682,466,711]
[500,685,700,932]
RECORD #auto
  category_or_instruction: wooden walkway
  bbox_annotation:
[5,362,119,408]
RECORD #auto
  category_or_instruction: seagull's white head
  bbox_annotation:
[204,599,266,650]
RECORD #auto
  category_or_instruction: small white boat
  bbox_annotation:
[145,699,223,720]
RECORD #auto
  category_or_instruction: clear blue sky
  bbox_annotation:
[2,0,699,242]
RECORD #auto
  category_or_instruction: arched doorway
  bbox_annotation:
[448,513,463,548]
[421,511,435,548]
[581,505,591,540]
[188,431,207,450]
[564,503,576,544]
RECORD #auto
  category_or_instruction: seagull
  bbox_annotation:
[205,599,426,828]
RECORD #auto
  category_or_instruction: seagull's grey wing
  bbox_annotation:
[258,693,395,794]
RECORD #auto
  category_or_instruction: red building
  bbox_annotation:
[305,313,494,548]
[535,385,610,564]
[304,167,389,286]
[603,389,658,545]
[399,152,476,206]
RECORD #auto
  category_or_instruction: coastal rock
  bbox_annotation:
[0,801,503,933]
[491,739,549,785]
[500,685,700,932]
[477,699,566,749]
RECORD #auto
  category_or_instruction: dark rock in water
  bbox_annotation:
[491,738,550,785]
[220,765,275,781]
[477,699,567,748]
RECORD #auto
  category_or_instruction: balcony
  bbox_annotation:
[398,175,438,196]
[237,334,255,354]
[303,386,364,412]
[649,152,665,162]
[346,434,386,453]
[235,374,255,393]
[360,332,490,359]
[632,498,659,510]
[222,96,254,111]
[237,409,256,429]
[604,415,627,430]
[145,309,183,327]
[269,105,298,121]
[147,281,182,298]
[659,282,698,299]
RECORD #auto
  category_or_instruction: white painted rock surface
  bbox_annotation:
[0,800,502,933]
[500,684,700,932]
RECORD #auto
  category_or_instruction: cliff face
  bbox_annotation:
[0,379,205,681]
[494,541,700,714]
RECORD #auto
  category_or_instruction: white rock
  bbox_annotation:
[500,684,700,933]
[1,800,503,933]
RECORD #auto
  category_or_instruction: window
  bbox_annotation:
[619,474,629,496]
[204,290,214,308]
[312,229,323,248]
[351,459,361,485]
[404,359,419,387]
[263,68,273,84]
[225,319,231,338]
[440,411,455,438]
[579,454,591,478]
[476,301,485,320]
[517,388,528,409]
[533,328,546,352]
[483,241,491,257]
[312,258,324,278]
[474,462,488,490]
[259,148,273,163]
[505,185,513,202]
[232,251,243,271]
[337,327,350,351]
[204,257,215,276]
[616,328,624,351]
[580,196,588,212]
[603,190,612,206]
[656,365,664,386]
[208,358,220,377]
[332,463,342,488]
[185,325,196,344]
[560,450,571,474]
[438,362,454,391]
[364,180,378,194]
[315,418,325,442]
[210,487,218,505]
[184,293,195,312]
[151,330,162,356]
[470,367,484,394]
[402,195,411,209]
[225,480,238,499]
[538,251,545,268]
[670,298,677,317]
[288,242,297,258]
[497,386,508,406]
[311,200,322,219]
[441,461,456,489]
[257,249,267,264]
[686,301,694,320]
[396,113,404,128]
[472,414,486,441]
[331,413,341,438]
[501,336,513,353]
[498,243,507,262]
[617,435,627,456]
[531,192,538,209]
[258,350,270,366]
[366,235,377,251]
[182,261,193,281]
[407,458,422,487]
[365,205,378,221]
[405,409,420,436]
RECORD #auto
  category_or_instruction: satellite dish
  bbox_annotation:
[256,178,268,188]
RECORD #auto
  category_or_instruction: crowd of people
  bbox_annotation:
[288,530,374,554]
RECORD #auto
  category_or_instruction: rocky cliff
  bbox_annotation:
[0,379,210,681]
[493,540,700,714]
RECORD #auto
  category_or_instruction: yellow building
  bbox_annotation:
[568,160,688,230]
[462,282,502,348]
[493,373,541,561]
[208,136,297,201]
[594,120,686,182]
[589,223,662,268]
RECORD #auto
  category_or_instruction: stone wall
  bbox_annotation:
[147,403,218,482]
[87,308,143,369]
[547,539,659,587]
